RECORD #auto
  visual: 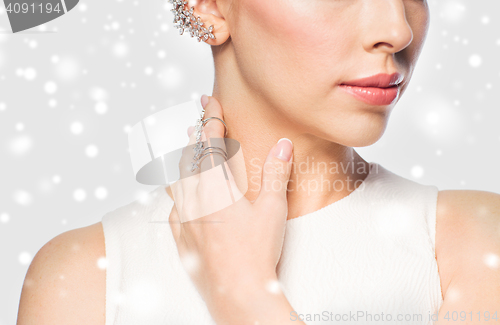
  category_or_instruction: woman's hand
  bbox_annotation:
[169,95,301,324]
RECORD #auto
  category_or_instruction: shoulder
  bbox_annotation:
[17,222,106,325]
[436,190,500,238]
[435,190,500,304]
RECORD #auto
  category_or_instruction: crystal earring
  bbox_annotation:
[168,0,216,43]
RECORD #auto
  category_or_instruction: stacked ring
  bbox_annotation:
[190,114,229,172]
[191,146,228,171]
[195,150,228,169]
[202,146,228,159]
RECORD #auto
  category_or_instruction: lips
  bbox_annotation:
[339,73,403,106]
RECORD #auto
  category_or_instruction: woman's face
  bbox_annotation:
[225,0,430,147]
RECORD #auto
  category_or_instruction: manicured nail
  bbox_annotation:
[201,94,209,109]
[274,138,293,162]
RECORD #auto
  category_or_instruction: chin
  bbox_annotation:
[335,118,389,148]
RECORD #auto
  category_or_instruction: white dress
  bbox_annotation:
[101,162,444,324]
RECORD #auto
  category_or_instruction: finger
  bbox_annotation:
[201,95,226,141]
[199,95,227,177]
[196,158,244,221]
[169,202,181,243]
[175,122,202,222]
[192,95,235,220]
[223,160,245,202]
[255,138,294,207]
[179,123,201,180]
[169,203,190,259]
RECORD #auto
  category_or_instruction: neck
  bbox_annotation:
[210,47,370,221]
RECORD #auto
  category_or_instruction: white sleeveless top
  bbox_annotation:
[101,162,444,324]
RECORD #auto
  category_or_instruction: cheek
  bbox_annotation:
[411,9,430,53]
[238,0,355,92]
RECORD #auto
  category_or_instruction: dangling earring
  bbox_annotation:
[168,0,216,43]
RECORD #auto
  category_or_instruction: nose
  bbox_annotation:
[362,0,414,54]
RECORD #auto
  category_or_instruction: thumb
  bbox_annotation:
[256,138,294,205]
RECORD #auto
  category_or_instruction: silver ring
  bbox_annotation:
[202,146,228,159]
[192,151,227,171]
[199,150,228,163]
[202,117,228,137]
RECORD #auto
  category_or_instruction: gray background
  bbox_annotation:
[1,0,499,323]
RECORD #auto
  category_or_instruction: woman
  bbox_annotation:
[17,0,500,324]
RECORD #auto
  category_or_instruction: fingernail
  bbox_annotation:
[201,94,209,109]
[274,138,293,162]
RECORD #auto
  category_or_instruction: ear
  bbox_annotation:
[187,0,230,46]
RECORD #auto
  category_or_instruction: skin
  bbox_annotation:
[17,0,500,324]
[205,0,428,217]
